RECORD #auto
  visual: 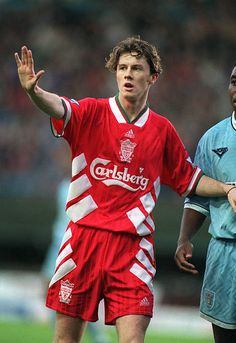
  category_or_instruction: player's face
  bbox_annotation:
[229,66,236,111]
[116,53,157,103]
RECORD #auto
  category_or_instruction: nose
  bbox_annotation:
[124,68,133,79]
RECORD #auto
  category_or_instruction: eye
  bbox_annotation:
[133,65,142,71]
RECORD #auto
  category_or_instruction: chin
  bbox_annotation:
[123,93,136,101]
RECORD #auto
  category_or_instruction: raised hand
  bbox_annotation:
[14,46,45,93]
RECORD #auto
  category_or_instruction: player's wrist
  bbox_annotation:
[27,81,43,95]
[226,186,236,196]
[177,237,191,246]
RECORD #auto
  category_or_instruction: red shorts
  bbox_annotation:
[46,222,156,325]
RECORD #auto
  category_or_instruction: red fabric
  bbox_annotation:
[50,97,201,235]
[46,222,155,324]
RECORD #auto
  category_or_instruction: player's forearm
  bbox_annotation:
[27,85,64,119]
[177,208,206,245]
[195,175,233,197]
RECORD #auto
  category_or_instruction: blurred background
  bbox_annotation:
[0,0,235,342]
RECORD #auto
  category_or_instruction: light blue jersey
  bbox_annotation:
[185,112,236,239]
[185,112,236,329]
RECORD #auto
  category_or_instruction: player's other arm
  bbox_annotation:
[175,208,206,274]
[15,46,64,119]
[195,174,236,212]
[176,174,236,274]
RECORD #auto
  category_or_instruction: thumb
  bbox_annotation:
[185,253,192,259]
[185,246,193,259]
[35,70,45,82]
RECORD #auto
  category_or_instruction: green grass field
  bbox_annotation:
[0,320,213,343]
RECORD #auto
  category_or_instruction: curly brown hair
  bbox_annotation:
[105,36,162,75]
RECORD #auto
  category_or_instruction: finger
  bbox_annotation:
[181,259,196,270]
[35,70,45,82]
[179,265,199,275]
[21,46,28,65]
[175,251,192,263]
[21,46,25,64]
[176,258,198,273]
[14,52,22,68]
[175,255,197,272]
[28,49,34,72]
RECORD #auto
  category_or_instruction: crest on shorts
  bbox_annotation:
[59,279,74,304]
[204,289,215,309]
[119,139,137,163]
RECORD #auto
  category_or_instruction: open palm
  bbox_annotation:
[15,46,44,93]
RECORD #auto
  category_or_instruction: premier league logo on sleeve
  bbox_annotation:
[119,139,137,163]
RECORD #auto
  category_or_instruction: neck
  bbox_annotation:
[118,94,148,122]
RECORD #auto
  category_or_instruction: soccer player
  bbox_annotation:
[175,64,236,343]
[15,37,236,343]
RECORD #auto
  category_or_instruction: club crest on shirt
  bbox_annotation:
[119,139,137,163]
[59,280,74,304]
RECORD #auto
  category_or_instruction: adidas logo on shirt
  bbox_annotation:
[125,129,135,139]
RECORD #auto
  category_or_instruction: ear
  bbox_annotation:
[149,73,158,85]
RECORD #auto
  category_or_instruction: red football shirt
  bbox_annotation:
[51,96,201,236]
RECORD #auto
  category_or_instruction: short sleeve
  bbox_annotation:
[161,122,202,197]
[184,136,210,215]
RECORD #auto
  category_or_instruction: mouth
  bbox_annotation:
[124,82,134,90]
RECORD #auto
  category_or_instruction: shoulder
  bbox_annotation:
[201,116,231,141]
[195,116,231,156]
[148,109,173,128]
[77,97,107,107]
[67,97,108,108]
[64,97,109,119]
[209,116,230,132]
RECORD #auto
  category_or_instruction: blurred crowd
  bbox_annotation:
[0,0,235,196]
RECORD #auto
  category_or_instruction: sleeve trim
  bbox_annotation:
[182,168,203,197]
[50,97,72,138]
[184,202,209,216]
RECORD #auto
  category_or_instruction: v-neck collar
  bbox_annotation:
[108,96,149,127]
